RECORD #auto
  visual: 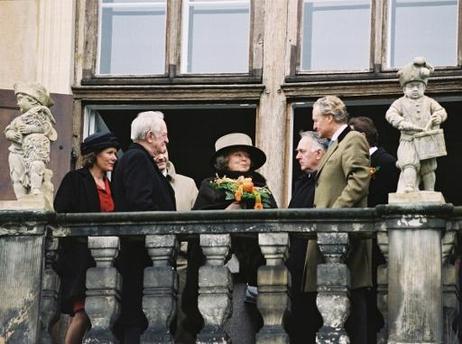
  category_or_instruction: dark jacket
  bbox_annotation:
[112,143,176,212]
[54,167,104,314]
[288,172,315,209]
[369,147,399,207]
[193,170,277,210]
[54,167,102,213]
[192,170,277,287]
[110,143,175,331]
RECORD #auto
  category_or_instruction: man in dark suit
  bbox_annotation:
[287,131,328,343]
[349,116,399,342]
[112,111,176,343]
[349,116,399,207]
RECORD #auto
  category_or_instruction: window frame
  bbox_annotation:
[296,0,375,73]
[381,0,461,71]
[79,0,264,85]
[287,0,462,82]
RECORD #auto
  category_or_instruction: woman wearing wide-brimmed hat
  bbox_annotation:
[54,131,120,344]
[193,132,276,210]
[192,133,277,310]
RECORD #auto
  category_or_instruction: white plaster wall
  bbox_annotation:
[0,0,74,94]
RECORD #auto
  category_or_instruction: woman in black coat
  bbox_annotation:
[54,132,119,344]
[193,132,277,294]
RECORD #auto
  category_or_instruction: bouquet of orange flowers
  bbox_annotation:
[211,175,272,209]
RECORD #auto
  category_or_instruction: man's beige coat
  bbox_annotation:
[166,161,198,211]
[303,128,372,292]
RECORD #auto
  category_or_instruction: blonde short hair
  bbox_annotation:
[313,96,349,124]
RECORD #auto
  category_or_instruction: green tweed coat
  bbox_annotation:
[303,127,372,292]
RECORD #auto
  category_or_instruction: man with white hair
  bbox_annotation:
[112,111,176,343]
[112,110,175,211]
[287,131,327,343]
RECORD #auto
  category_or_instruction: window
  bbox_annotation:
[181,0,251,73]
[387,0,458,68]
[300,0,372,71]
[98,0,167,75]
[94,0,257,78]
[295,0,461,75]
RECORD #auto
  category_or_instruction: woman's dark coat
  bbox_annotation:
[54,167,104,314]
[193,170,277,284]
[193,170,277,210]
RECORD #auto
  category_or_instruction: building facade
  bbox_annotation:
[1,0,461,206]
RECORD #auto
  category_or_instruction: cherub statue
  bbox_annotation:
[386,57,447,193]
[4,82,57,204]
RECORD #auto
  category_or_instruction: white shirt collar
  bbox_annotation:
[331,124,348,142]
[369,146,378,155]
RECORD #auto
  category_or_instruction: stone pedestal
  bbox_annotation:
[0,211,49,344]
[256,233,290,344]
[141,235,177,344]
[197,234,232,344]
[39,236,60,344]
[386,193,446,344]
[84,236,121,343]
[315,233,350,344]
[377,231,389,344]
[0,197,52,211]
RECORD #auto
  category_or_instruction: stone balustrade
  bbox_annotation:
[0,206,459,344]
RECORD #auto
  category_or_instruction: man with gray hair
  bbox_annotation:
[287,131,327,343]
[306,95,371,344]
[112,111,176,342]
[289,131,328,208]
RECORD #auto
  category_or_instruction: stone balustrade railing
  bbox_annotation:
[0,206,459,344]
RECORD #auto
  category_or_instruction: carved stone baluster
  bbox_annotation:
[376,231,388,344]
[316,232,350,344]
[39,235,60,343]
[141,235,178,344]
[197,234,232,344]
[442,228,458,344]
[84,236,121,343]
[256,233,290,344]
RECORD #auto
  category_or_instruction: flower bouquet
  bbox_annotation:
[211,175,273,209]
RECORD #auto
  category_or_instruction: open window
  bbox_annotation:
[290,99,462,205]
[83,104,257,185]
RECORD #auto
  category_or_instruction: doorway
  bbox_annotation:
[86,104,257,186]
[292,99,462,206]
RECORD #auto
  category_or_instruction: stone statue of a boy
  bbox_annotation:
[4,82,57,203]
[386,57,447,193]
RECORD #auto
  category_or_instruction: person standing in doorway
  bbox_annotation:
[287,131,328,343]
[54,132,120,344]
[111,111,176,343]
[304,95,371,344]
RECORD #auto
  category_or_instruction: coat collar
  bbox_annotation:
[316,126,351,178]
[76,167,101,211]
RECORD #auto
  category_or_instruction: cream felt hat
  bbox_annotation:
[211,133,266,170]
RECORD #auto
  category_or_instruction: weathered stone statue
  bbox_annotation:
[386,57,447,194]
[4,82,57,207]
